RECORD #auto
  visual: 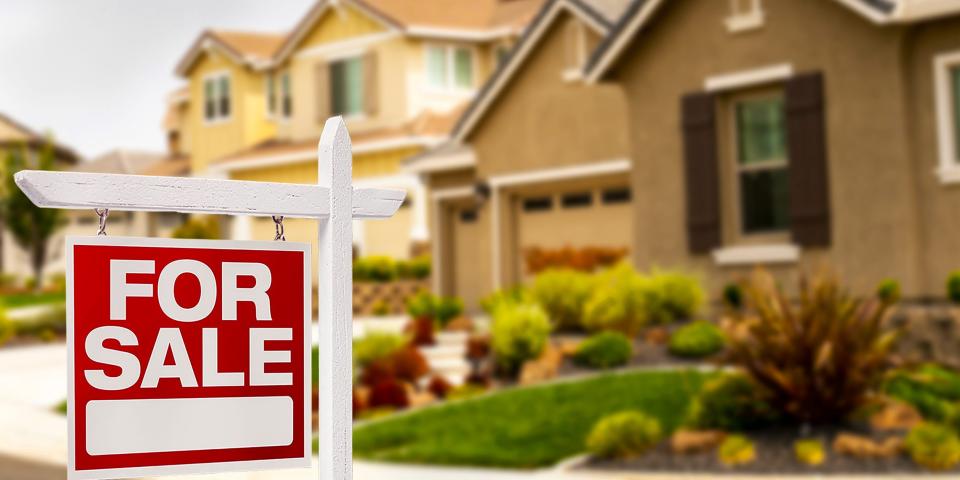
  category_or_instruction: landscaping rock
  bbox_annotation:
[408,389,437,408]
[444,316,474,332]
[644,327,669,345]
[870,401,923,432]
[558,338,582,357]
[519,343,563,385]
[670,429,727,454]
[832,432,903,459]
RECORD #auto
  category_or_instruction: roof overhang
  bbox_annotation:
[273,0,402,64]
[175,32,252,77]
[403,144,477,174]
[451,0,614,144]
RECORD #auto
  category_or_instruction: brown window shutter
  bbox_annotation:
[315,62,330,124]
[682,92,722,254]
[364,51,379,116]
[785,72,831,247]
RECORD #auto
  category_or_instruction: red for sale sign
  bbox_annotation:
[66,237,312,479]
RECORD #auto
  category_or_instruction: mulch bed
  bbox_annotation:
[584,426,956,475]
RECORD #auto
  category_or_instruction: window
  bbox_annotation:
[281,72,292,118]
[726,0,764,32]
[561,192,593,208]
[602,188,632,204]
[522,196,553,212]
[203,73,231,122]
[266,74,276,116]
[426,45,474,90]
[330,57,365,116]
[562,21,587,80]
[734,96,790,234]
[935,51,960,183]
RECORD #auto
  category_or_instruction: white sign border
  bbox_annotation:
[65,235,313,480]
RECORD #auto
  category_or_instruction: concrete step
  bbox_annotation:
[420,344,466,359]
[429,357,471,373]
[435,331,469,345]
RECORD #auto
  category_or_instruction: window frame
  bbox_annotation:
[934,49,960,184]
[280,72,292,120]
[202,71,232,124]
[265,73,276,118]
[329,55,366,119]
[725,0,764,33]
[424,43,477,92]
[724,88,791,245]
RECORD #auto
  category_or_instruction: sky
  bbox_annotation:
[0,0,314,160]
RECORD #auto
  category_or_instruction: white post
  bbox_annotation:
[317,117,353,480]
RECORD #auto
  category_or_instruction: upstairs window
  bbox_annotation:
[203,72,231,122]
[330,57,365,117]
[266,74,276,116]
[734,95,790,235]
[426,45,474,90]
[935,51,960,183]
[726,0,764,32]
[281,72,292,118]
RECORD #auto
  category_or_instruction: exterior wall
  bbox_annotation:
[186,50,275,174]
[470,13,630,178]
[0,120,32,141]
[903,15,960,296]
[608,0,921,297]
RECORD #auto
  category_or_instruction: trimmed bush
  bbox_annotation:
[574,332,632,369]
[406,291,464,329]
[353,256,397,283]
[884,364,960,429]
[686,373,781,431]
[368,379,410,409]
[480,286,529,315]
[435,296,464,329]
[354,332,407,368]
[360,359,395,388]
[722,283,743,310]
[877,278,901,304]
[390,347,429,384]
[14,303,66,338]
[171,217,220,240]
[949,271,960,304]
[668,320,725,358]
[586,411,662,459]
[719,434,756,467]
[649,269,705,321]
[530,269,594,331]
[427,376,453,399]
[371,299,390,316]
[582,264,646,336]
[490,302,552,375]
[905,423,960,471]
[794,439,826,466]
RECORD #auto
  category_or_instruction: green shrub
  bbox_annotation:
[48,273,66,292]
[905,423,960,471]
[371,300,391,316]
[949,271,960,304]
[530,269,594,331]
[586,411,662,459]
[574,332,632,369]
[884,364,960,427]
[353,332,407,368]
[686,373,781,431]
[490,302,551,375]
[354,256,397,283]
[171,217,220,240]
[668,320,725,358]
[0,309,12,346]
[0,273,18,291]
[406,290,435,319]
[435,296,464,328]
[719,434,756,466]
[794,439,825,466]
[876,278,901,304]
[481,286,529,314]
[409,255,431,280]
[722,283,743,310]
[583,264,646,336]
[649,269,704,321]
[447,383,488,401]
[14,304,66,338]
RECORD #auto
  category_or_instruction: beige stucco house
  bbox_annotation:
[407,0,634,307]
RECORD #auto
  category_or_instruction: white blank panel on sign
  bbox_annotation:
[85,397,294,456]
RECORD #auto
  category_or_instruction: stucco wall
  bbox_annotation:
[608,0,922,297]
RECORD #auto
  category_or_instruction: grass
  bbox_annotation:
[346,369,714,469]
[0,291,65,309]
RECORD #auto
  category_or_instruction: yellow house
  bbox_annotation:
[169,0,544,260]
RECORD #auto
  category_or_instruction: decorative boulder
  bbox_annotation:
[833,432,903,459]
[670,429,727,454]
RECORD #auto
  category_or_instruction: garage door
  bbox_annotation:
[515,186,632,278]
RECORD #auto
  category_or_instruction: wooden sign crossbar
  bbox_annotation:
[14,117,394,480]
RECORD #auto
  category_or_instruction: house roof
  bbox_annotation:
[585,0,960,83]
[274,0,546,62]
[0,112,80,164]
[141,155,192,177]
[73,149,168,175]
[445,0,630,144]
[210,105,467,172]
[175,29,287,76]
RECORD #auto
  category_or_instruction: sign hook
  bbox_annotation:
[95,208,109,236]
[272,215,285,241]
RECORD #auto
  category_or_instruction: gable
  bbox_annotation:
[297,3,389,51]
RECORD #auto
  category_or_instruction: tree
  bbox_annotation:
[4,144,65,292]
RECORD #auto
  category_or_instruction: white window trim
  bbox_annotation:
[202,70,232,125]
[705,63,793,92]
[725,0,765,33]
[712,244,799,266]
[423,43,478,94]
[934,49,960,184]
[279,72,293,122]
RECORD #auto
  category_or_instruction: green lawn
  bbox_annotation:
[1,291,65,309]
[347,369,714,469]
